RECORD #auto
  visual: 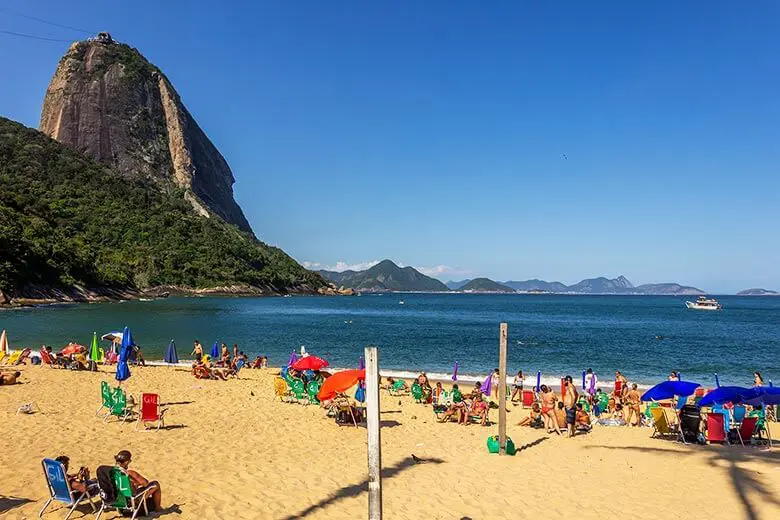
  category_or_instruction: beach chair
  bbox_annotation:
[14,347,31,364]
[135,393,166,431]
[40,458,96,520]
[6,350,21,365]
[732,405,747,425]
[96,381,114,417]
[332,395,360,427]
[650,407,677,440]
[105,387,135,423]
[95,466,150,520]
[707,413,728,444]
[411,382,423,403]
[230,358,245,378]
[306,380,321,405]
[273,377,292,402]
[40,348,56,368]
[289,378,308,404]
[0,351,6,364]
[737,416,758,447]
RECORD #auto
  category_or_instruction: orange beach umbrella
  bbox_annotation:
[317,369,366,401]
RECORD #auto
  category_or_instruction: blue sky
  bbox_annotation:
[2,2,778,293]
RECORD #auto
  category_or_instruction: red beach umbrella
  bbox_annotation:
[61,344,85,356]
[292,355,329,371]
[317,369,366,401]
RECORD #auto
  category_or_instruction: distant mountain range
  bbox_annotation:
[448,276,705,295]
[318,260,448,292]
[736,288,779,296]
[459,278,515,293]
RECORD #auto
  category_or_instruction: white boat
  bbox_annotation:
[685,296,722,311]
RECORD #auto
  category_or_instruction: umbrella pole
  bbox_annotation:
[498,323,508,455]
[365,346,382,519]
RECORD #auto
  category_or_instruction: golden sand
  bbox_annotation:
[0,364,778,519]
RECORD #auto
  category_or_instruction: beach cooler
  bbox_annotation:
[522,390,535,407]
[487,435,516,455]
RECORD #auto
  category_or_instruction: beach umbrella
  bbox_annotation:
[0,329,8,355]
[287,350,298,367]
[210,341,219,359]
[451,361,458,381]
[61,344,85,356]
[480,373,492,395]
[292,355,329,371]
[696,386,749,407]
[536,371,541,392]
[715,373,720,388]
[89,332,100,362]
[738,387,780,406]
[589,372,598,393]
[358,356,365,370]
[641,381,701,402]
[317,369,366,401]
[115,326,133,383]
[582,371,586,390]
[164,340,179,364]
[354,382,366,402]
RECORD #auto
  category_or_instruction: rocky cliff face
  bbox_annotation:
[39,39,253,233]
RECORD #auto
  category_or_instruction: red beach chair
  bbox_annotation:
[40,348,56,368]
[737,416,758,447]
[135,393,166,432]
[707,412,727,444]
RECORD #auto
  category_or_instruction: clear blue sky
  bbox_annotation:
[2,1,778,293]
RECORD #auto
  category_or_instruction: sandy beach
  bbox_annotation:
[1,364,778,520]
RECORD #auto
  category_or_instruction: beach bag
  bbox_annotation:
[487,435,517,455]
[96,465,117,503]
[31,356,41,365]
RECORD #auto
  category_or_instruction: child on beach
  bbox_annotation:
[517,403,543,427]
[491,368,500,400]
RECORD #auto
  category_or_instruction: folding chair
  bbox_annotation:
[737,416,758,447]
[650,407,676,440]
[707,412,728,444]
[95,466,150,520]
[96,381,114,417]
[105,387,135,423]
[135,393,166,431]
[273,377,292,402]
[39,458,96,520]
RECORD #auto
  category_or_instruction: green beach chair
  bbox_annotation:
[411,382,423,402]
[289,378,308,404]
[105,387,135,422]
[95,467,150,520]
[306,380,321,405]
[96,381,114,417]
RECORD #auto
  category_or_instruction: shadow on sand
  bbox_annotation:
[584,443,780,520]
[0,496,33,514]
[281,456,445,519]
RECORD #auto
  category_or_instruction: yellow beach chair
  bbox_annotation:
[6,350,21,365]
[0,351,6,365]
[650,407,678,440]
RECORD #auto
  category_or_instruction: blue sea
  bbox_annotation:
[2,294,778,387]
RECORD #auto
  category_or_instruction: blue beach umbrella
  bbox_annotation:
[354,382,366,402]
[451,361,458,381]
[164,340,179,364]
[115,326,133,383]
[582,371,586,390]
[210,341,219,359]
[738,387,780,406]
[536,371,541,392]
[696,386,750,408]
[641,381,700,402]
[714,373,720,388]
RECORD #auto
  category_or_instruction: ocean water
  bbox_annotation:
[2,294,778,387]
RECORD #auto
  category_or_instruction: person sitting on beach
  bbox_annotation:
[612,403,625,421]
[539,385,563,435]
[437,399,466,423]
[451,384,463,403]
[252,356,264,369]
[0,371,21,385]
[575,403,592,431]
[466,393,489,426]
[114,450,162,512]
[233,344,239,361]
[219,344,230,367]
[192,361,211,379]
[468,381,483,400]
[134,345,146,366]
[625,384,642,426]
[555,401,566,429]
[191,341,203,362]
[55,455,97,495]
[420,376,432,403]
[511,370,524,404]
[517,403,543,427]
[432,381,445,405]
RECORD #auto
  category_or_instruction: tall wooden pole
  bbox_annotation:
[498,323,508,455]
[365,346,382,519]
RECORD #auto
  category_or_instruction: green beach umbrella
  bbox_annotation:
[89,332,100,362]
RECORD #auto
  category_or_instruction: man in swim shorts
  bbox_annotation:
[563,375,578,438]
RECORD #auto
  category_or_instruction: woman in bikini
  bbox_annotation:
[539,384,563,435]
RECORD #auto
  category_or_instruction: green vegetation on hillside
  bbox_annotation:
[318,259,449,292]
[459,278,515,293]
[0,117,324,295]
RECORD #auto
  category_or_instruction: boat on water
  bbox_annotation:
[685,296,722,311]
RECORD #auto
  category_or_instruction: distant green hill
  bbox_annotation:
[318,260,449,292]
[459,278,515,293]
[736,288,779,296]
[0,117,325,301]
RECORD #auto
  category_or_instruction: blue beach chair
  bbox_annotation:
[732,405,747,425]
[40,458,96,519]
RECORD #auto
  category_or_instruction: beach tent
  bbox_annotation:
[164,340,179,364]
[115,326,134,383]
[0,329,8,355]
[641,381,701,402]
[696,386,749,408]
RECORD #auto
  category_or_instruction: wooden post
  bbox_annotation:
[365,346,382,519]
[498,323,508,455]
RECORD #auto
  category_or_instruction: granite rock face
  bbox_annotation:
[40,39,252,233]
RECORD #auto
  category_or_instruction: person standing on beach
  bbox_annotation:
[563,375,578,438]
[233,344,239,361]
[511,370,524,406]
[625,384,642,426]
[191,341,203,362]
[539,385,562,435]
[491,368,500,401]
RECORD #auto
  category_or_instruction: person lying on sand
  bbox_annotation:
[517,403,543,427]
[115,450,162,512]
[0,371,21,385]
[575,403,592,431]
[55,455,97,495]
